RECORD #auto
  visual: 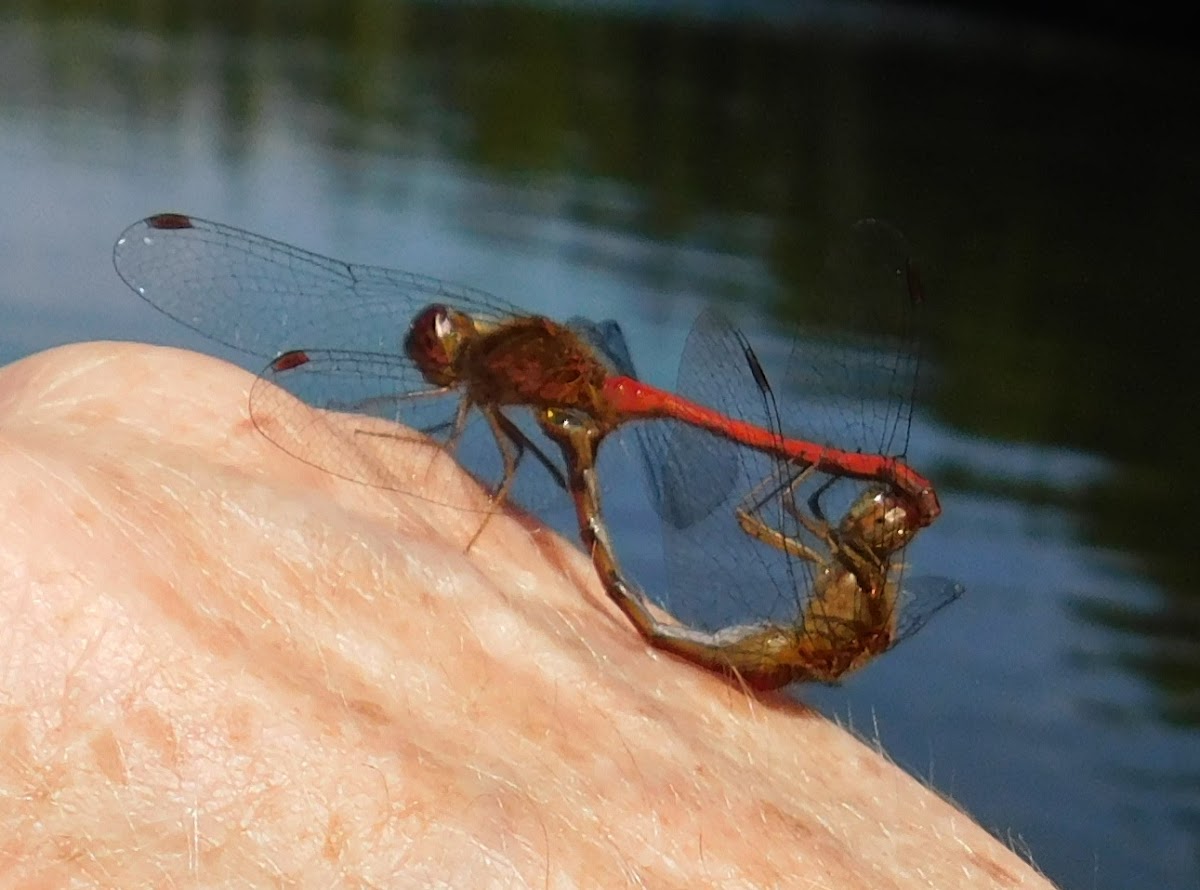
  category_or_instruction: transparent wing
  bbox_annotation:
[636,309,757,529]
[778,218,923,459]
[632,307,810,628]
[567,317,638,378]
[648,438,816,633]
[113,212,524,359]
[889,575,965,647]
[248,349,459,492]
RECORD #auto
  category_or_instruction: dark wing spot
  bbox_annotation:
[146,213,195,230]
[270,350,311,372]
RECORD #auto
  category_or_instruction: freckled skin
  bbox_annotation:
[0,341,1043,890]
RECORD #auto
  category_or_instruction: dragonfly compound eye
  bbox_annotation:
[405,304,460,386]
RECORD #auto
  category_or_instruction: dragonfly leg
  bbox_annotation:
[779,467,843,544]
[802,472,840,525]
[735,463,833,567]
[737,463,890,603]
[492,412,568,494]
[740,460,814,518]
[735,509,828,567]
[743,462,843,549]
[465,406,531,548]
[440,393,475,461]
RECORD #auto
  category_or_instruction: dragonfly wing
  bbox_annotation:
[565,317,638,378]
[889,575,965,649]
[113,213,521,359]
[639,308,767,529]
[249,349,464,494]
[779,218,922,459]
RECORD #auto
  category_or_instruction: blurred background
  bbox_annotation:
[2,2,1197,887]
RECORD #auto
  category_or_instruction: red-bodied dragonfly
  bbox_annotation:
[114,214,935,528]
[115,212,643,515]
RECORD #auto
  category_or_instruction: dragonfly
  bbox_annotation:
[115,212,647,515]
[114,213,936,528]
[537,221,961,689]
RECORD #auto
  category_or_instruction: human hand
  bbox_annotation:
[0,342,1048,888]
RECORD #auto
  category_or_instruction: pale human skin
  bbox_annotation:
[0,343,1052,888]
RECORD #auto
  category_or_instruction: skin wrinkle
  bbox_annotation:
[0,342,1049,888]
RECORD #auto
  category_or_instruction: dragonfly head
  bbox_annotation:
[838,488,918,558]
[405,304,475,386]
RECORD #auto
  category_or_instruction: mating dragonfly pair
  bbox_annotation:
[114,213,962,691]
